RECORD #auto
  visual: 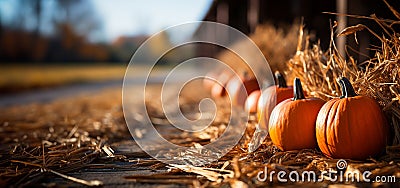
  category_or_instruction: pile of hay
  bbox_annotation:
[0,89,128,186]
[188,2,400,186]
[286,10,400,146]
[217,22,301,74]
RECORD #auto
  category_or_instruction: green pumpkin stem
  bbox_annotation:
[293,78,306,100]
[338,77,358,98]
[275,72,287,88]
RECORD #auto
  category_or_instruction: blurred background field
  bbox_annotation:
[0,64,127,93]
[0,0,398,94]
[0,0,208,95]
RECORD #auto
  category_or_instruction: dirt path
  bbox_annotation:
[0,79,122,107]
[0,78,212,187]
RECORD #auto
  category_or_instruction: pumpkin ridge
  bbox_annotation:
[351,98,369,158]
[316,77,388,160]
[319,101,331,157]
[343,98,354,158]
[329,100,341,157]
[269,78,323,151]
[358,97,386,157]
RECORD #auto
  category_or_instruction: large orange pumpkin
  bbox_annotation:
[226,71,259,107]
[257,72,294,129]
[316,77,388,160]
[269,78,325,151]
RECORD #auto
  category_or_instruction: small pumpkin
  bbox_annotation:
[226,71,260,107]
[316,77,388,160]
[269,78,325,151]
[257,72,294,129]
[211,70,233,98]
[203,71,219,92]
[245,90,261,113]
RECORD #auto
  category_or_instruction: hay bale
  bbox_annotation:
[217,22,302,76]
[287,13,400,145]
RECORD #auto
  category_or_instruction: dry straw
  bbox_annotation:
[287,2,400,146]
[217,22,301,74]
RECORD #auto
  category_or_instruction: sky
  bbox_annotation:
[0,0,213,43]
[92,0,213,42]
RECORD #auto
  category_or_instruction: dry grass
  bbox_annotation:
[0,83,399,187]
[138,88,400,187]
[0,89,128,186]
[250,21,304,73]
[286,6,400,146]
[217,22,301,75]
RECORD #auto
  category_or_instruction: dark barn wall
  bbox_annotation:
[346,0,400,61]
[258,0,335,49]
[198,0,400,61]
[202,0,336,51]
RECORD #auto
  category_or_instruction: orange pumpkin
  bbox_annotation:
[269,78,325,151]
[257,72,294,129]
[210,70,233,98]
[245,90,261,113]
[203,71,219,92]
[316,77,388,160]
[226,71,259,107]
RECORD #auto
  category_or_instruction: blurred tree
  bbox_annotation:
[48,0,107,62]
[54,0,102,41]
[0,0,112,63]
[32,0,42,36]
[31,0,46,61]
[0,0,49,62]
[0,9,2,34]
[0,8,3,43]
[8,0,42,34]
[112,35,148,63]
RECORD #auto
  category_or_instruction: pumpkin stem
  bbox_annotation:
[242,70,249,80]
[338,77,358,98]
[293,78,306,100]
[275,71,287,88]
